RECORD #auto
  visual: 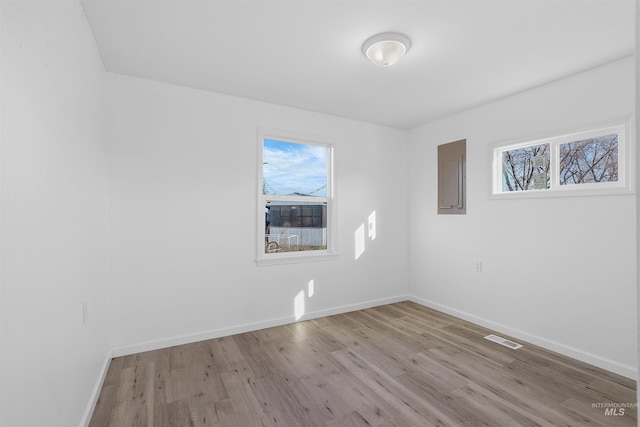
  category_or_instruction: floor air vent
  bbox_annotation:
[484,334,523,350]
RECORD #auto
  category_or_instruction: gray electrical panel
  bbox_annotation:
[438,139,466,215]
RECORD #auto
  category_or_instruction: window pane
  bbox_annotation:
[559,134,618,185]
[265,202,327,253]
[263,139,328,196]
[502,143,550,191]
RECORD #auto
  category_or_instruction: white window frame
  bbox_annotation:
[256,128,337,266]
[491,119,634,199]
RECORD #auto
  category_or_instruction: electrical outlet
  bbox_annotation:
[475,261,483,273]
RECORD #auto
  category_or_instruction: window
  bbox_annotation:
[558,134,618,185]
[501,142,550,191]
[492,122,631,198]
[257,129,334,264]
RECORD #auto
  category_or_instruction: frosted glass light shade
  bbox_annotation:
[362,33,411,67]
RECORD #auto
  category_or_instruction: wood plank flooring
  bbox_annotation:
[89,302,637,426]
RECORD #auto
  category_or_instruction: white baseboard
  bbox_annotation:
[409,295,637,380]
[112,294,409,357]
[79,348,113,427]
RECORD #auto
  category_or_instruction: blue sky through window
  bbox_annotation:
[263,139,328,196]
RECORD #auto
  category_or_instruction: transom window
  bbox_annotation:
[492,123,631,198]
[257,129,334,264]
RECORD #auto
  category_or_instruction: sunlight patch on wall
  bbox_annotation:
[308,279,315,298]
[294,290,305,320]
[355,223,365,260]
[368,211,376,240]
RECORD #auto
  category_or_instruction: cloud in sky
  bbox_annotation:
[263,139,327,196]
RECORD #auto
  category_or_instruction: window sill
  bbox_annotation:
[490,185,633,200]
[256,251,339,267]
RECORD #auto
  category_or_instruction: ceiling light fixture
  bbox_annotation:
[362,32,411,67]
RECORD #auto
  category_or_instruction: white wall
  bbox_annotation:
[106,73,409,354]
[408,57,637,377]
[0,2,111,427]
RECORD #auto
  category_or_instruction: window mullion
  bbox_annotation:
[549,140,558,191]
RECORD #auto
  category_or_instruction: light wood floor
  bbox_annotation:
[90,301,637,426]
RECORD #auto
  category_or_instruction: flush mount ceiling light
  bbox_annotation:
[362,32,411,67]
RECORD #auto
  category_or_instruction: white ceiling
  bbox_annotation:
[82,0,635,130]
